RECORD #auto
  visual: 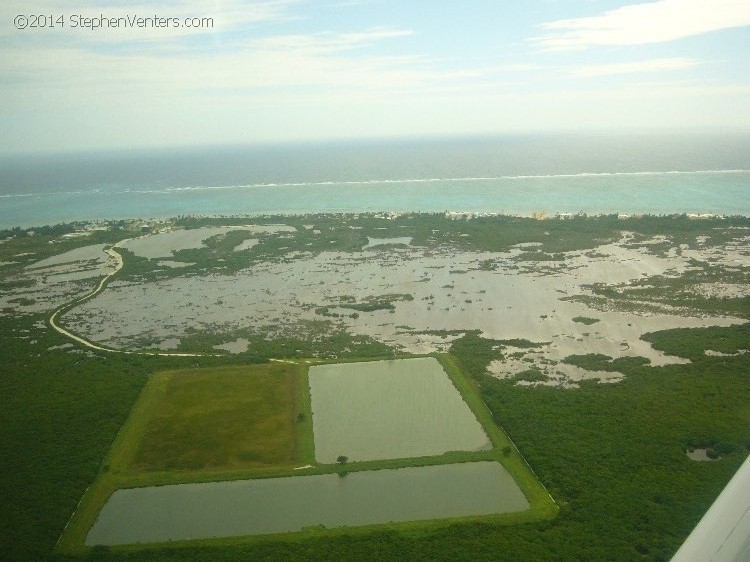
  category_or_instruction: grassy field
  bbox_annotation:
[57,355,556,554]
[57,362,313,553]
[129,365,304,471]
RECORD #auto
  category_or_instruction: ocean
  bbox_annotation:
[1,133,749,229]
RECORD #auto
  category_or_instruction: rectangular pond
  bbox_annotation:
[308,357,491,463]
[86,461,529,545]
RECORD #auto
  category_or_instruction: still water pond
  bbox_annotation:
[86,461,528,545]
[308,358,491,463]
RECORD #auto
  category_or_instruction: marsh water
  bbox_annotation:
[308,358,491,463]
[86,461,528,545]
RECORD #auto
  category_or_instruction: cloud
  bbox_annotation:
[252,27,414,54]
[0,25,427,109]
[533,0,750,50]
[564,57,703,77]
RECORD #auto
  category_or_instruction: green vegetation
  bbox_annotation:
[497,338,546,349]
[1,214,749,560]
[449,330,749,561]
[513,368,550,383]
[0,278,36,290]
[40,327,740,561]
[562,353,651,373]
[435,354,557,521]
[57,354,555,555]
[343,293,414,312]
[84,213,750,284]
[8,296,36,306]
[568,257,750,319]
[128,365,306,471]
[316,293,414,316]
[114,248,167,281]
[173,321,395,360]
[0,313,213,561]
[57,363,314,553]
[643,323,750,361]
[0,222,139,272]
[572,316,600,325]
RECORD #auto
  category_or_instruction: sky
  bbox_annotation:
[1,0,749,153]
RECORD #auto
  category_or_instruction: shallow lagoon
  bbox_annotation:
[86,461,528,545]
[308,358,491,463]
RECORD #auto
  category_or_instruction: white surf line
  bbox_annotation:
[125,168,750,194]
[48,239,218,358]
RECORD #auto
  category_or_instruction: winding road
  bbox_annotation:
[47,241,216,357]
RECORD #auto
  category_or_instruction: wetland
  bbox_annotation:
[0,212,748,560]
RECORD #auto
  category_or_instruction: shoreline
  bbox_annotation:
[3,210,749,234]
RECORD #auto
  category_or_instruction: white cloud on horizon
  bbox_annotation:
[251,27,413,53]
[533,0,750,50]
[0,26,439,111]
[2,1,749,152]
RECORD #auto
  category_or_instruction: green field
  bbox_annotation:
[128,365,307,472]
[56,362,315,553]
[56,355,555,554]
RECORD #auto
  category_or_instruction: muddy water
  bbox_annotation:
[86,461,528,546]
[308,358,491,463]
[60,232,743,383]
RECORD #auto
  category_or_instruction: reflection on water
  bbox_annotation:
[309,358,491,463]
[86,461,528,545]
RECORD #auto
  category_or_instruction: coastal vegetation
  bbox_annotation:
[572,316,600,325]
[107,213,750,282]
[173,321,395,359]
[0,213,748,560]
[570,260,750,319]
[315,293,415,317]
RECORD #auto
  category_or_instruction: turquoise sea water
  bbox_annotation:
[2,134,749,228]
